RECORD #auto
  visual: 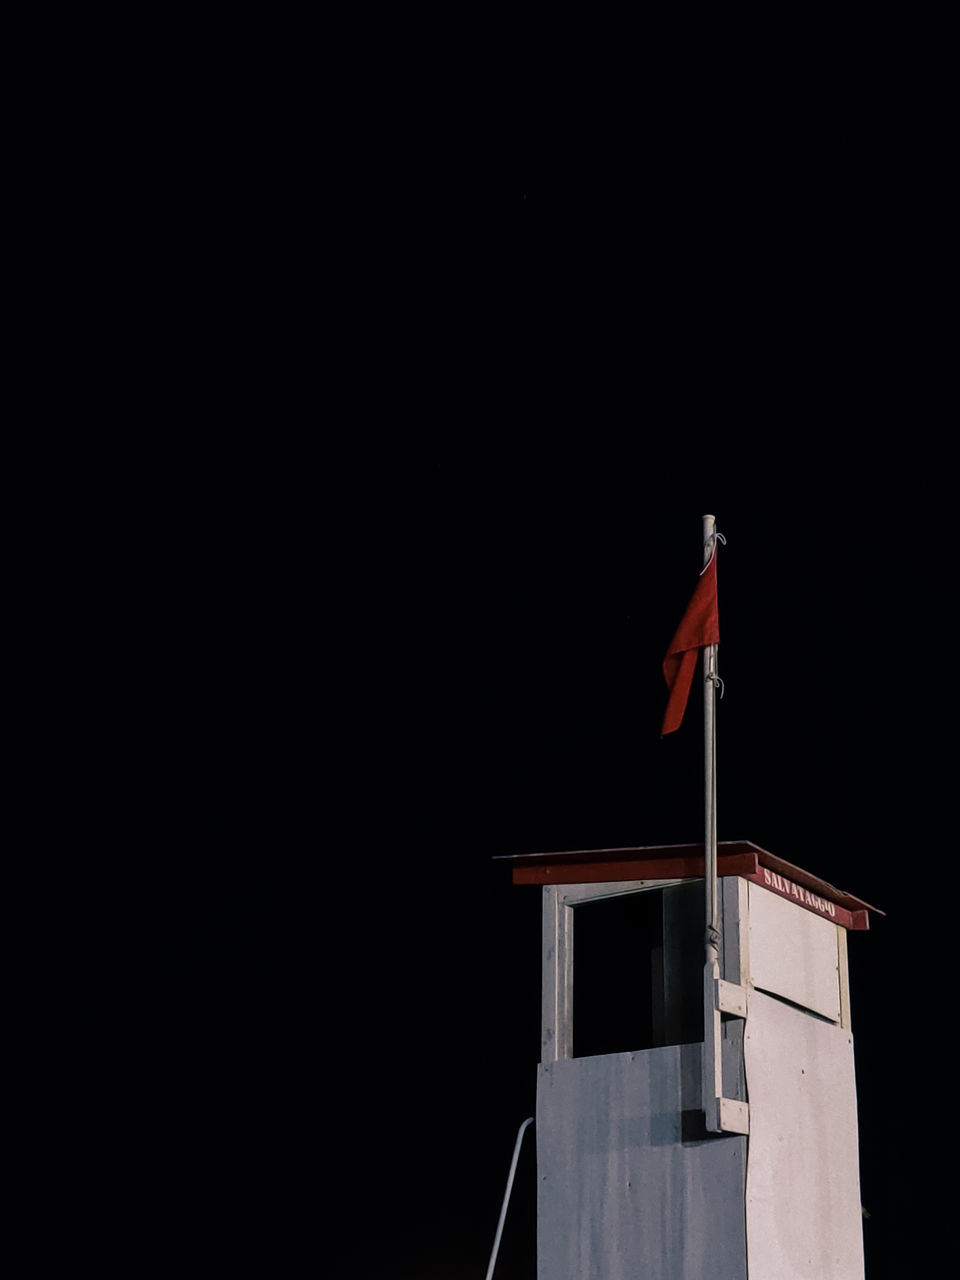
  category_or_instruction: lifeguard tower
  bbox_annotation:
[497,840,880,1279]
[485,518,881,1279]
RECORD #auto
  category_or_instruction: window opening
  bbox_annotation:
[572,882,703,1058]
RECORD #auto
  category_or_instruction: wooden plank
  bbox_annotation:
[717,979,748,1018]
[754,850,882,917]
[514,852,759,885]
[748,882,842,1023]
[743,866,870,931]
[498,841,883,920]
[500,840,759,865]
[721,876,750,987]
[540,886,574,1062]
[744,991,865,1278]
[537,1047,748,1280]
[837,924,852,1031]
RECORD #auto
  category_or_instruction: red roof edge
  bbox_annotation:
[494,840,884,918]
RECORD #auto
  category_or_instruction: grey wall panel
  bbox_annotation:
[748,883,842,1022]
[721,1019,746,1102]
[744,991,864,1279]
[537,1046,747,1280]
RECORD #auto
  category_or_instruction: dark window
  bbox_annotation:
[572,882,703,1058]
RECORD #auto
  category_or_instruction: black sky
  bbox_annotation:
[13,64,958,1278]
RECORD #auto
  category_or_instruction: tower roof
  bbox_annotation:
[495,840,883,930]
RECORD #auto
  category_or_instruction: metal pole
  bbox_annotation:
[702,513,719,956]
[701,514,722,1132]
[485,1116,534,1280]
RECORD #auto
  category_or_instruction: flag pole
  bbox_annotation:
[703,512,719,970]
[702,513,722,1131]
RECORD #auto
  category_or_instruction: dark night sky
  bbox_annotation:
[13,61,957,1278]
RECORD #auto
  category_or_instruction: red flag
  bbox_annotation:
[661,546,719,735]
